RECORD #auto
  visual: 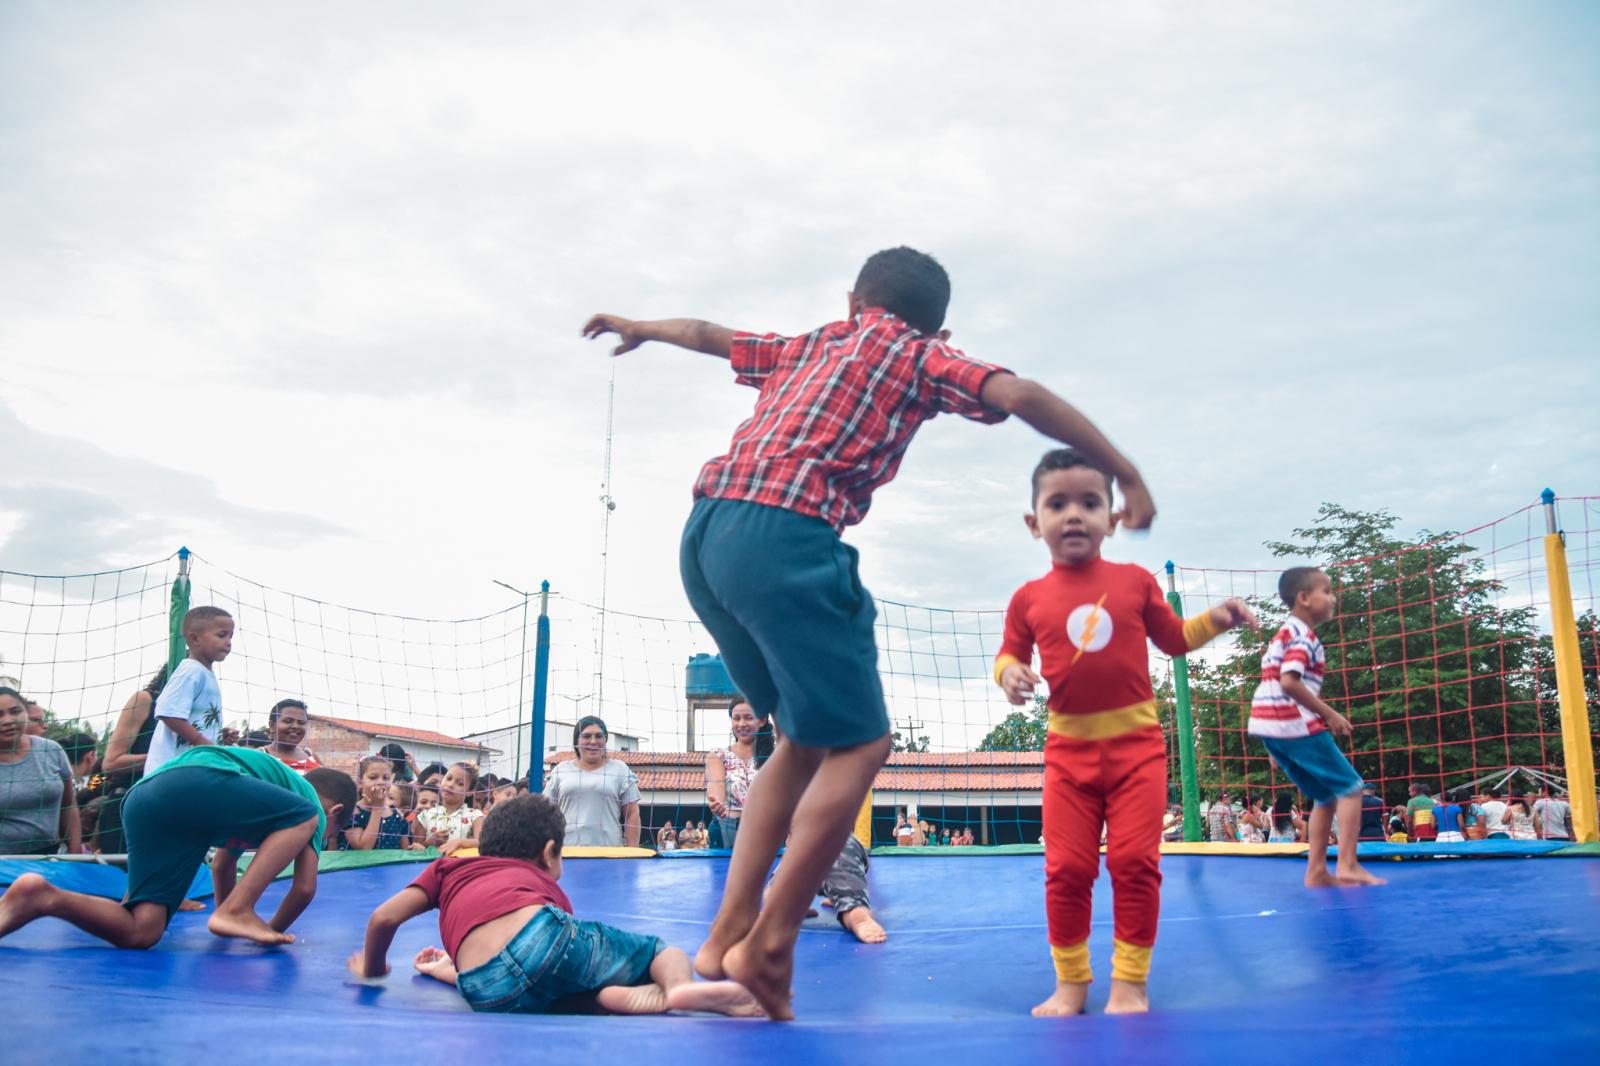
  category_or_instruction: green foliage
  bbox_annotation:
[890,728,931,753]
[978,694,1049,752]
[1182,503,1582,802]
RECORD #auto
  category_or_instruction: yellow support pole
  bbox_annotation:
[854,791,874,848]
[1541,489,1597,843]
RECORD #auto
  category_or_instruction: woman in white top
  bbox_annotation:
[544,716,641,847]
[1503,798,1537,841]
[1268,791,1304,843]
[705,699,771,852]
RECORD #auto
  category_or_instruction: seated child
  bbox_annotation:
[410,784,440,839]
[995,448,1257,1017]
[342,754,412,851]
[1248,567,1386,889]
[1386,817,1408,844]
[415,762,482,854]
[349,794,761,1016]
[0,745,354,948]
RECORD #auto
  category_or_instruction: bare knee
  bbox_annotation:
[122,904,168,949]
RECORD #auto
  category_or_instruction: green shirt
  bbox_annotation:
[136,745,327,851]
[1407,794,1436,828]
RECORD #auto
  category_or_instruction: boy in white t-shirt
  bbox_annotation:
[1479,788,1509,839]
[144,606,232,776]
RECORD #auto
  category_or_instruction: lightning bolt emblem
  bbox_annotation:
[1066,593,1108,675]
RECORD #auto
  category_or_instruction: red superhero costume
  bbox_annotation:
[995,557,1221,985]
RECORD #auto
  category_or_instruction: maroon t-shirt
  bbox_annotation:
[409,856,572,960]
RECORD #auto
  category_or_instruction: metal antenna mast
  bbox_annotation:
[596,363,617,712]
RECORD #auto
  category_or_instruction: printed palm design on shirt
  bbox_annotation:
[197,705,223,733]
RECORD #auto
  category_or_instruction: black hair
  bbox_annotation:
[1486,787,1501,799]
[389,780,416,808]
[1277,567,1325,608]
[572,715,608,755]
[418,761,448,785]
[376,742,413,781]
[269,698,308,727]
[61,732,99,764]
[1030,448,1112,503]
[1272,790,1295,833]
[730,696,777,765]
[304,768,358,830]
[0,686,24,707]
[142,666,170,702]
[479,793,566,863]
[181,605,232,636]
[852,246,951,334]
[241,729,271,748]
[416,783,441,800]
[356,753,395,781]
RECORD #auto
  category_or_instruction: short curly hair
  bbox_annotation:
[479,793,566,863]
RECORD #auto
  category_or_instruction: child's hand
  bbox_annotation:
[999,662,1041,705]
[1323,711,1353,739]
[440,837,473,855]
[347,951,388,980]
[582,314,645,356]
[1209,598,1259,632]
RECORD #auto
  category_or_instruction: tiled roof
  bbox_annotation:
[545,750,1044,794]
[312,715,486,751]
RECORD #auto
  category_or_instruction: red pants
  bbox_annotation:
[1043,727,1167,951]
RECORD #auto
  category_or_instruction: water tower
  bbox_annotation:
[684,653,739,752]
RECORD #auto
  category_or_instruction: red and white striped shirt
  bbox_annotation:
[1248,615,1328,738]
[693,310,1009,531]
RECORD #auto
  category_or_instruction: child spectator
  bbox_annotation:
[388,781,418,844]
[926,822,940,846]
[586,247,1155,1020]
[0,745,354,948]
[657,822,678,852]
[342,754,412,851]
[1268,792,1303,843]
[941,828,953,847]
[1406,783,1438,842]
[1386,817,1408,844]
[415,763,482,853]
[265,699,321,773]
[995,448,1252,1016]
[410,784,440,839]
[894,815,914,846]
[145,607,233,776]
[1248,568,1384,890]
[467,776,520,841]
[1460,794,1485,840]
[1433,796,1465,843]
[417,762,448,789]
[349,794,760,1016]
[60,732,99,792]
[1480,788,1509,839]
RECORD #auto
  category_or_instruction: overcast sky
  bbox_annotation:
[4,1,1597,639]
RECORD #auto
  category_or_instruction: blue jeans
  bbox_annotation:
[717,814,741,851]
[455,905,665,1013]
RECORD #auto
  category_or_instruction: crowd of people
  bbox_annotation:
[1180,781,1577,845]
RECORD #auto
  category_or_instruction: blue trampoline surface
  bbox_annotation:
[4,853,1598,1064]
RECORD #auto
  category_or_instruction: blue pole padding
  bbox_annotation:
[529,580,551,790]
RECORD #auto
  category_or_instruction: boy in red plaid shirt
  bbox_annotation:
[584,247,1155,1019]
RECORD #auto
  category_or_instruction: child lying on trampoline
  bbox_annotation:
[0,745,356,949]
[348,793,762,1017]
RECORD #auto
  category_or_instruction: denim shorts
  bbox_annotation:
[455,905,665,1014]
[680,496,889,748]
[1261,732,1365,806]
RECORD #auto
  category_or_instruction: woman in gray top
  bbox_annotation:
[0,688,81,855]
[543,716,641,847]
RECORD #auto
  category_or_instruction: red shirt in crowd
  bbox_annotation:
[409,856,572,960]
[694,309,1009,532]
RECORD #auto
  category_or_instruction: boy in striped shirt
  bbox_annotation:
[1248,567,1384,888]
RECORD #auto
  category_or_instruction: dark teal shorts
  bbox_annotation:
[1261,732,1364,806]
[680,497,889,748]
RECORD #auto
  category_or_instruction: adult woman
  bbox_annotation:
[265,699,321,772]
[656,821,678,852]
[1238,795,1268,844]
[97,667,168,853]
[1504,797,1537,841]
[0,688,80,855]
[705,699,769,851]
[543,716,641,847]
[1268,791,1303,843]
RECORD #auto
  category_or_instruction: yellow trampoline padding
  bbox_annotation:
[1156,842,1307,856]
[448,846,656,859]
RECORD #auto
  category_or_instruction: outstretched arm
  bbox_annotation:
[582,315,735,359]
[348,886,433,979]
[979,373,1154,530]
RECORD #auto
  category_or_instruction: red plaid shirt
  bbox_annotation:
[694,309,1010,530]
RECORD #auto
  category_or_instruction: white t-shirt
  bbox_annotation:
[144,659,223,775]
[544,759,641,846]
[1480,800,1507,833]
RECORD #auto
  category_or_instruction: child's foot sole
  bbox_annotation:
[723,937,796,1021]
[666,979,765,1017]
[0,873,53,937]
[596,982,669,1014]
[207,910,293,945]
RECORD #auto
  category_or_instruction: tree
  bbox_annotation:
[1184,504,1553,800]
[978,694,1049,752]
[890,728,931,753]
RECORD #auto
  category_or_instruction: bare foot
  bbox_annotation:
[695,909,758,980]
[1335,863,1387,886]
[723,935,795,1021]
[596,982,669,1014]
[1031,980,1090,1017]
[0,873,54,938]
[1305,868,1341,888]
[841,908,887,944]
[1105,978,1149,1014]
[208,908,293,945]
[177,899,206,912]
[666,979,765,1017]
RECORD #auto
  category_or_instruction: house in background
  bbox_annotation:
[464,720,641,782]
[307,715,497,779]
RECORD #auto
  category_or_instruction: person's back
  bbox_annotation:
[1435,801,1464,842]
[1407,786,1438,842]
[1533,794,1572,841]
[1359,788,1386,842]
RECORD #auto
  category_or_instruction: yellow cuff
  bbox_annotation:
[994,654,1024,687]
[1051,941,1092,984]
[1182,612,1222,651]
[1110,938,1152,983]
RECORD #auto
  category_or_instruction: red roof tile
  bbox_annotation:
[312,715,487,751]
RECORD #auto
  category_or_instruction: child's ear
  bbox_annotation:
[1023,512,1042,539]
[542,839,560,867]
[328,802,347,828]
[936,329,952,342]
[847,291,863,319]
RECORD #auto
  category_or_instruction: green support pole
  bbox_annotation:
[1165,562,1202,842]
[166,547,192,674]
